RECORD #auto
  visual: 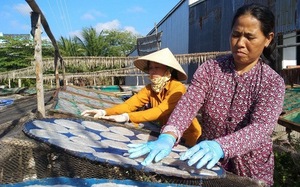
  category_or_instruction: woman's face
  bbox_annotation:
[148,61,168,79]
[230,14,274,71]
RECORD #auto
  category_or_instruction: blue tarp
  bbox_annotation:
[0,99,14,106]
[3,177,195,187]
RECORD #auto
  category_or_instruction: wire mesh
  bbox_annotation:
[0,129,263,186]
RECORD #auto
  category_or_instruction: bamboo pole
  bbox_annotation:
[26,0,64,88]
[18,79,21,88]
[32,12,45,117]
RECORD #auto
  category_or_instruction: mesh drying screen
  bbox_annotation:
[0,133,262,186]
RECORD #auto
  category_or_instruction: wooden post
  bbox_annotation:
[111,77,114,85]
[142,75,145,85]
[32,12,45,117]
[18,79,22,87]
[62,58,66,86]
[26,0,64,89]
[54,50,60,89]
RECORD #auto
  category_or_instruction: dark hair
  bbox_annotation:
[231,3,276,64]
[170,69,178,79]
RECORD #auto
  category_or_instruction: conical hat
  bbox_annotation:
[133,48,187,81]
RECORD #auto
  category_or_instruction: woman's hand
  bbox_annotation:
[101,113,129,123]
[127,134,176,165]
[81,109,106,118]
[180,140,224,169]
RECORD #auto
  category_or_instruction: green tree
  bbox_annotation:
[57,36,84,56]
[0,36,54,72]
[0,36,33,72]
[103,30,138,57]
[42,39,55,58]
[73,27,139,57]
[75,27,107,56]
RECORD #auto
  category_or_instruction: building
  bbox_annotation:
[0,32,32,46]
[0,33,31,40]
[127,0,300,85]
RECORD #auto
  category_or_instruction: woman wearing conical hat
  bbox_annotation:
[82,48,201,146]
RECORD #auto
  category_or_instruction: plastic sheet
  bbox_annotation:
[4,177,195,187]
[0,98,14,107]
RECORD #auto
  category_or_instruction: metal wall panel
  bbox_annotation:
[155,0,189,54]
[275,0,299,34]
[127,0,300,84]
[298,0,300,30]
[127,0,190,84]
[188,0,276,53]
[129,0,299,56]
[128,0,188,56]
[189,0,223,53]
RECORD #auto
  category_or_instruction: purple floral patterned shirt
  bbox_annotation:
[162,54,285,186]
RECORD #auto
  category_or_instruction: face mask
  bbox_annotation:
[150,70,171,93]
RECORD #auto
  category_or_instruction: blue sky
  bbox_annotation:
[0,0,180,40]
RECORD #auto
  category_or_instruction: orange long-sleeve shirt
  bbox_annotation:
[105,79,201,146]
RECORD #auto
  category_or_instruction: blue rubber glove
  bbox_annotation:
[127,134,176,166]
[180,140,224,169]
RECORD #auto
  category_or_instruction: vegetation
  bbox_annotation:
[0,36,53,72]
[56,36,83,57]
[0,28,139,73]
[0,28,139,86]
[273,136,300,186]
[57,28,138,57]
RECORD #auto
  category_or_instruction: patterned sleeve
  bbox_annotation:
[161,60,214,143]
[216,70,285,159]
